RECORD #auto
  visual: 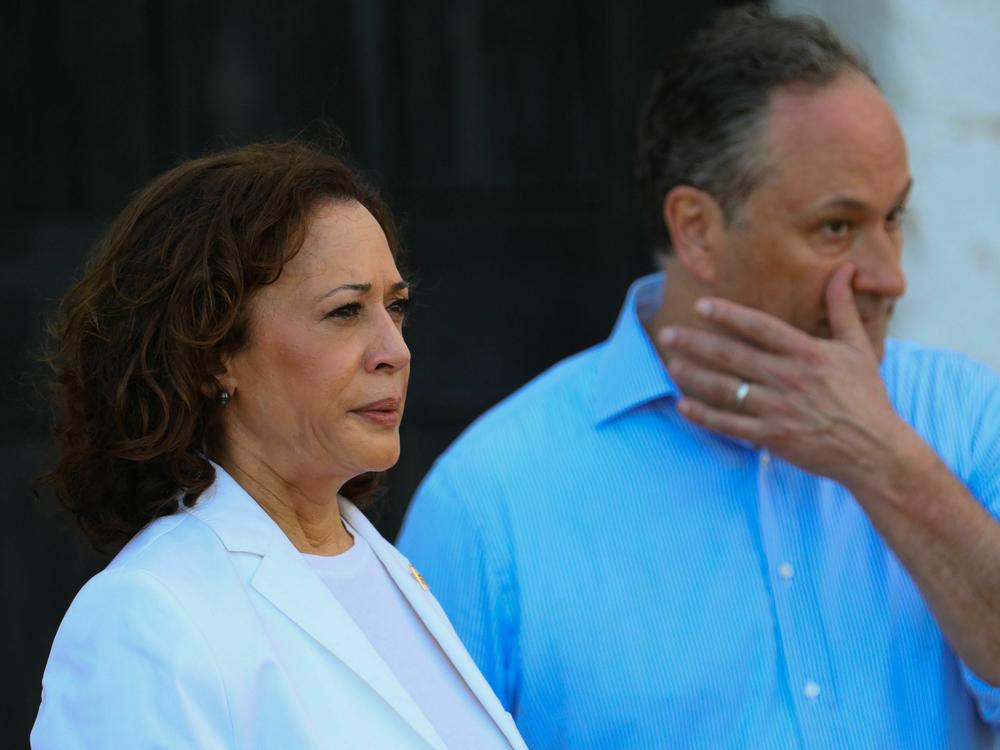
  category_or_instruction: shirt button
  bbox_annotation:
[803,681,821,700]
[778,562,794,580]
[760,450,771,466]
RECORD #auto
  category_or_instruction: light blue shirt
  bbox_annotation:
[399,273,1000,749]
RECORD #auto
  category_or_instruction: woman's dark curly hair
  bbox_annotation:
[41,139,404,552]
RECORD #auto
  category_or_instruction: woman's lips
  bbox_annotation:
[351,398,402,427]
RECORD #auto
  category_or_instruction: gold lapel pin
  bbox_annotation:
[409,564,430,591]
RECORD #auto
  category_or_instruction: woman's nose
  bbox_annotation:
[366,314,411,373]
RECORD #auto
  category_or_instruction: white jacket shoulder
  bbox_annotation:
[31,555,234,749]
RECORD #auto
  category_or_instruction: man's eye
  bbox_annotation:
[822,220,851,237]
[326,303,362,320]
[886,205,907,227]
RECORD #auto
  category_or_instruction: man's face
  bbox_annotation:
[715,72,911,360]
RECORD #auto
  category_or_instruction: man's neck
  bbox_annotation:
[643,261,715,362]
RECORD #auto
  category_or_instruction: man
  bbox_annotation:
[398,7,1000,748]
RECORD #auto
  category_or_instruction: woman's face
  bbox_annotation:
[218,200,410,489]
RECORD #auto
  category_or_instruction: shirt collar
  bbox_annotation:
[592,272,678,425]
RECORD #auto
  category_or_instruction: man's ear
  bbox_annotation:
[662,186,727,283]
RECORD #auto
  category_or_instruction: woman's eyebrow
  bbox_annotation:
[317,282,371,301]
[317,280,410,301]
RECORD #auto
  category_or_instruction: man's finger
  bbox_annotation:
[666,357,774,414]
[825,263,868,349]
[675,396,768,444]
[693,297,815,355]
[658,326,782,385]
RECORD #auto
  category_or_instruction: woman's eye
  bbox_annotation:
[326,303,362,320]
[388,298,410,320]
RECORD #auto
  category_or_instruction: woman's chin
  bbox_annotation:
[355,442,402,474]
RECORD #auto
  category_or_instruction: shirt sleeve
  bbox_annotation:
[31,567,234,749]
[397,460,521,713]
[956,356,1000,725]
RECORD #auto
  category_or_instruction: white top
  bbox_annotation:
[32,465,526,749]
[303,521,510,750]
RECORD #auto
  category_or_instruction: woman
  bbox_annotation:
[31,140,526,750]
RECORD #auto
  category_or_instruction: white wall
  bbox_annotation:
[775,0,1000,371]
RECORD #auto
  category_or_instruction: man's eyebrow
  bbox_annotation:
[895,178,914,206]
[811,196,869,213]
[810,178,915,214]
[317,280,411,301]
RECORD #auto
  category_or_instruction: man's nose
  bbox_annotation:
[852,230,906,300]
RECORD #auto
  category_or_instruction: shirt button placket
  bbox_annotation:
[758,448,828,729]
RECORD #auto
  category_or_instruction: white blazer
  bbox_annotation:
[31,467,527,750]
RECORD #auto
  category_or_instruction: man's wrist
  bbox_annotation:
[840,421,940,510]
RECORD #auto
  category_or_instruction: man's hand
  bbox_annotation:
[657,263,910,492]
[658,262,1000,686]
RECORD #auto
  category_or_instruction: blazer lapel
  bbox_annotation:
[342,501,527,750]
[187,467,447,750]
